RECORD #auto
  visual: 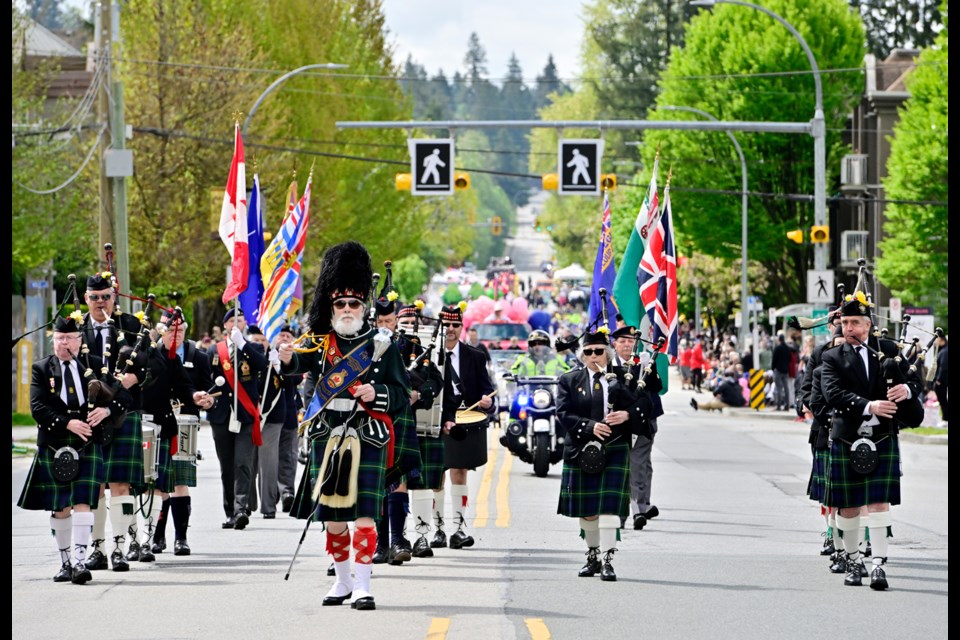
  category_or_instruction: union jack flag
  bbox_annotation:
[636,183,678,363]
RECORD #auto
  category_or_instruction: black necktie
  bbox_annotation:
[62,362,81,409]
[446,351,461,395]
[591,372,605,422]
[855,346,869,382]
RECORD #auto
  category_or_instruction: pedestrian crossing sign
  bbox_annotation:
[806,269,834,304]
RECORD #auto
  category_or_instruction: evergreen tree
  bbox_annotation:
[851,0,944,58]
[534,54,571,110]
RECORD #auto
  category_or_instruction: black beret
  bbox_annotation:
[86,273,113,291]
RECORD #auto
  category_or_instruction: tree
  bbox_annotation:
[851,0,944,58]
[391,254,429,301]
[533,54,571,111]
[876,11,947,321]
[637,0,865,312]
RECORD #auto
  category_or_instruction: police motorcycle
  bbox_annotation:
[498,331,566,477]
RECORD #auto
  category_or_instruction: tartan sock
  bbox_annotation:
[326,528,352,563]
[154,498,171,541]
[579,518,599,548]
[388,492,409,545]
[169,496,190,541]
[868,511,891,561]
[72,511,94,564]
[51,515,72,564]
[353,526,377,565]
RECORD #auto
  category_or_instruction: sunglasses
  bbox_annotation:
[583,348,606,356]
[446,322,462,328]
[333,299,363,310]
[86,293,114,302]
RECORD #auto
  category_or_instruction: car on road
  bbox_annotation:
[471,321,530,351]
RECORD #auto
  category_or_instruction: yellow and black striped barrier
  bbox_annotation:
[749,369,766,410]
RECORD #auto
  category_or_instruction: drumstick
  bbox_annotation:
[461,390,497,413]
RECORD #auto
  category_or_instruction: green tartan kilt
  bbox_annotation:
[154,438,198,492]
[290,435,387,523]
[386,407,423,488]
[807,445,829,503]
[18,436,104,511]
[407,434,444,490]
[104,412,145,491]
[557,438,630,518]
[824,436,901,509]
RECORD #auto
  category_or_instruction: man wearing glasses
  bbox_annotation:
[80,272,150,572]
[278,241,410,611]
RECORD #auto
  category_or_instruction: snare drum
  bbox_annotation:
[141,414,159,482]
[173,414,200,462]
[415,401,442,438]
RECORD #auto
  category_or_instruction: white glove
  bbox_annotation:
[268,348,281,369]
[230,326,246,349]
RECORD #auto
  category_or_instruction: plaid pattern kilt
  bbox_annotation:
[154,438,197,492]
[18,436,104,511]
[385,406,423,489]
[104,412,145,491]
[557,438,631,518]
[824,436,901,509]
[289,434,387,523]
[407,434,444,490]
[806,446,829,503]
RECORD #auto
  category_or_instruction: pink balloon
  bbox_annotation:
[507,297,529,323]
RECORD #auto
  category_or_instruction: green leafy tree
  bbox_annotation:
[851,0,944,58]
[391,254,429,301]
[876,11,947,321]
[638,0,865,313]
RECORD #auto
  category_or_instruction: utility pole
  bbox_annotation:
[96,1,113,272]
[97,1,132,312]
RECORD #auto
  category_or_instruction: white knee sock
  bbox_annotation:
[827,508,837,538]
[72,512,94,564]
[868,511,891,562]
[50,515,72,564]
[821,506,831,536]
[410,490,433,537]
[598,514,620,553]
[836,514,862,561]
[860,512,870,553]
[579,517,599,548]
[109,495,136,552]
[92,496,107,546]
[353,563,373,600]
[432,489,446,532]
[327,559,353,598]
[451,484,469,529]
[144,494,162,543]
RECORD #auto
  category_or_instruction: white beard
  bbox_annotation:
[333,315,362,337]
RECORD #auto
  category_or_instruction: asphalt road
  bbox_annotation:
[11,370,947,640]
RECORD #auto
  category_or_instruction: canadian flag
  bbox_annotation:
[218,123,248,304]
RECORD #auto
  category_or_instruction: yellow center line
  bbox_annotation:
[426,617,450,639]
[495,439,512,528]
[473,426,500,528]
[525,618,551,639]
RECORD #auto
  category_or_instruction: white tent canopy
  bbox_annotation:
[553,263,589,281]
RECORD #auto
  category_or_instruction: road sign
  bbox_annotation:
[409,138,454,196]
[806,269,834,304]
[810,309,830,337]
[29,280,48,289]
[747,295,763,311]
[888,297,902,322]
[557,139,604,195]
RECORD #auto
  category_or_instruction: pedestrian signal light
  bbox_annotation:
[395,173,412,191]
[786,229,804,244]
[811,225,829,243]
[454,172,470,190]
[491,216,502,236]
[542,173,559,190]
[600,174,617,191]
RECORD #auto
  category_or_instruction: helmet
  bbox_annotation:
[528,330,551,348]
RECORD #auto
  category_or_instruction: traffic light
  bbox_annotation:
[395,173,412,191]
[454,172,470,190]
[600,173,617,191]
[810,225,830,243]
[491,216,502,236]
[786,229,804,244]
[542,173,558,190]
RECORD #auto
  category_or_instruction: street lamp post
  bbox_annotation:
[657,105,751,360]
[689,0,826,273]
[242,63,348,137]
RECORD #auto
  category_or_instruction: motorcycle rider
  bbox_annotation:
[510,330,571,377]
